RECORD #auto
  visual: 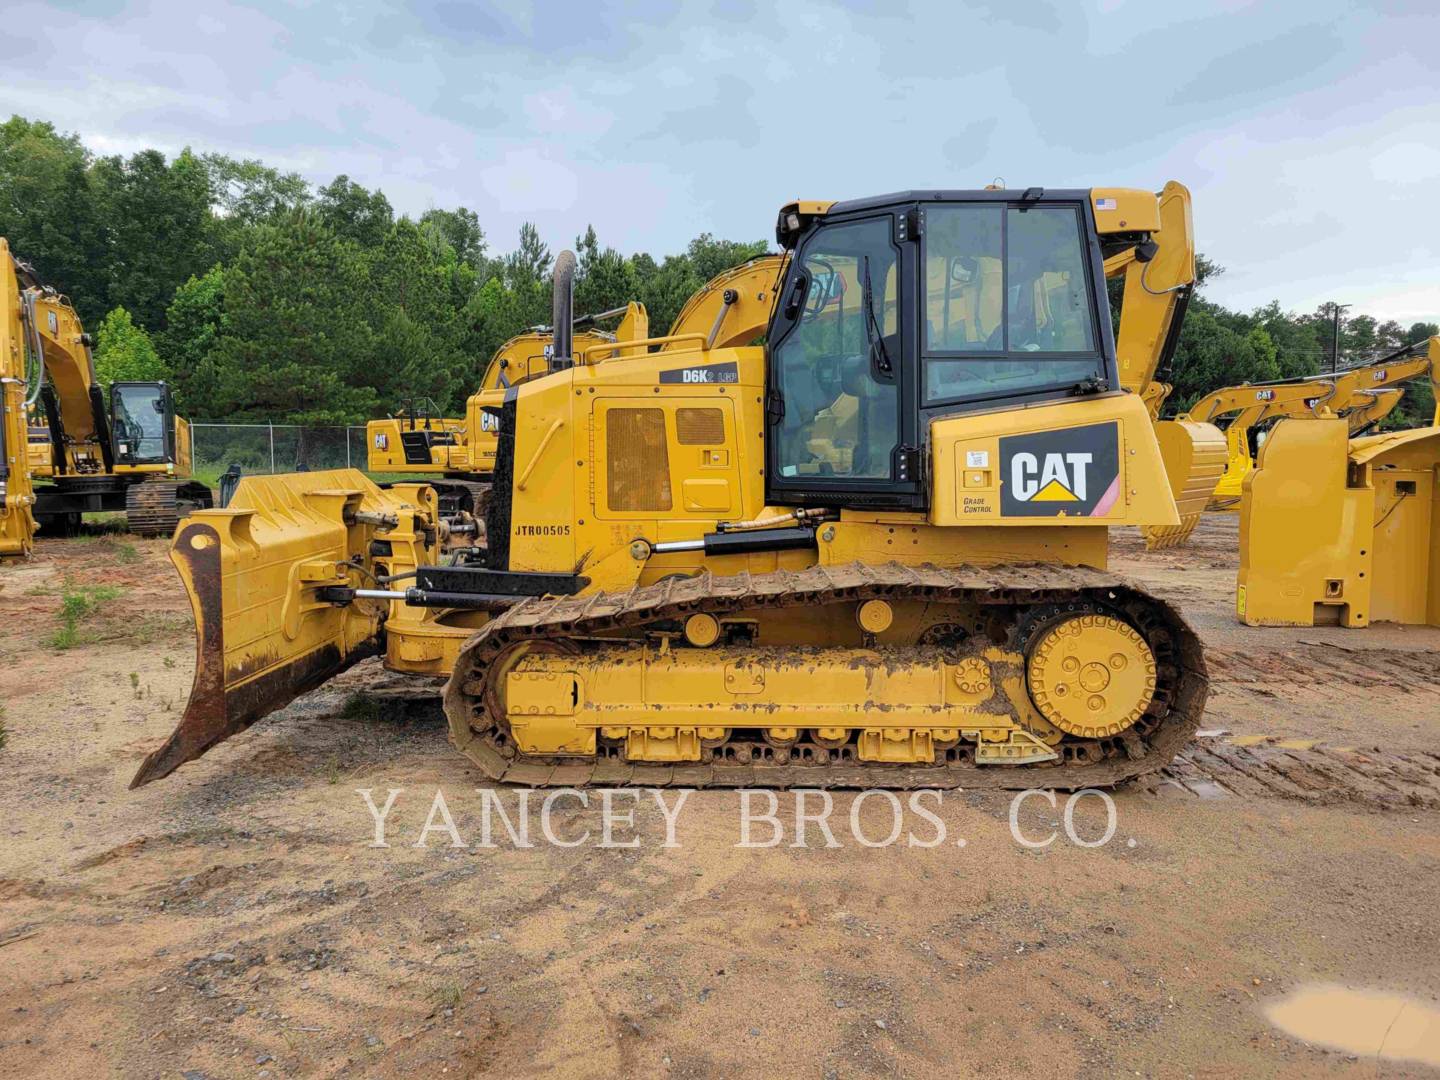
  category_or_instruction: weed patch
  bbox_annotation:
[46,581,123,650]
[340,693,383,723]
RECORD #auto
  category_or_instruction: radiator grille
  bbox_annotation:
[607,408,672,511]
[676,407,725,445]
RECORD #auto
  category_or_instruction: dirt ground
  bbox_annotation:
[1,514,1437,1079]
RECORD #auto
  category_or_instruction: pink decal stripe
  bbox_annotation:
[1090,476,1120,517]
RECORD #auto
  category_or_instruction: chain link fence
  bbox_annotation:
[190,423,371,486]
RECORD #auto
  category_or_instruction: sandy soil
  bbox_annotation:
[1,515,1437,1078]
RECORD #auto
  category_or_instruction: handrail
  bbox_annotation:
[580,332,709,363]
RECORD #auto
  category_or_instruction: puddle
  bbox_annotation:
[1147,778,1230,801]
[1265,984,1440,1067]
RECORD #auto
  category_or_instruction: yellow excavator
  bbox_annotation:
[1238,335,1440,628]
[1201,359,1426,509]
[364,259,788,513]
[365,303,655,516]
[135,184,1212,790]
[0,243,212,545]
[1,241,38,557]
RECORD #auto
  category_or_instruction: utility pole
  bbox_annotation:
[1330,302,1351,373]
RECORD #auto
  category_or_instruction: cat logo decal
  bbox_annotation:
[999,423,1120,517]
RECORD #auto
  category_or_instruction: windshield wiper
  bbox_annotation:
[860,255,892,377]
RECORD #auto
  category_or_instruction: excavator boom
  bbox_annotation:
[0,241,37,558]
[1200,346,1434,509]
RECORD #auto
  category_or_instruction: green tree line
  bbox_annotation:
[1,114,1433,427]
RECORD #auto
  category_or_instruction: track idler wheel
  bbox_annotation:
[1024,612,1157,740]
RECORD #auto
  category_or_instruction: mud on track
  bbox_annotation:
[1,514,1438,1078]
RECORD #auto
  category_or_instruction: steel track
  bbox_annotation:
[441,561,1209,790]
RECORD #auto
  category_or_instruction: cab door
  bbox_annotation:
[109,381,173,466]
[765,210,920,508]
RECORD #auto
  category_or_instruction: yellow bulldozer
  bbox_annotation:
[0,240,212,552]
[1237,336,1440,628]
[134,184,1213,790]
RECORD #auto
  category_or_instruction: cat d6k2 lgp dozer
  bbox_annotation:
[134,184,1209,791]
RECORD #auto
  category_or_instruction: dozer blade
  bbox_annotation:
[132,469,420,787]
[1143,419,1227,550]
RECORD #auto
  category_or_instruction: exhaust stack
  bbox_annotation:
[550,249,576,371]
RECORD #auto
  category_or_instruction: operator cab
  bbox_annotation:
[766,189,1116,509]
[110,381,175,466]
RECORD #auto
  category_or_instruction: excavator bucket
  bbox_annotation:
[1143,419,1227,549]
[131,469,434,787]
[1238,419,1440,627]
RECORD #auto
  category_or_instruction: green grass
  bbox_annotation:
[340,692,383,723]
[430,982,463,1010]
[78,535,140,561]
[46,581,123,650]
[190,464,229,490]
[0,704,7,752]
[76,513,129,536]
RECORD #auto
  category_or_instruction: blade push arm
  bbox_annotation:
[1099,181,1195,402]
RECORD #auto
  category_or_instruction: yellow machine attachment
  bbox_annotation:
[1237,337,1440,627]
[145,185,1210,790]
[1,241,38,558]
[363,311,649,514]
[1203,346,1434,509]
[1096,182,1226,550]
[1195,376,1348,510]
[130,471,454,786]
[660,255,788,350]
[1344,387,1406,434]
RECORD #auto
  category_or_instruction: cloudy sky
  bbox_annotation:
[6,0,1438,323]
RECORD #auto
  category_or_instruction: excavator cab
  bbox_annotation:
[109,380,175,467]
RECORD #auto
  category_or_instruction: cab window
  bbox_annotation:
[923,204,1100,405]
[112,385,168,461]
[772,217,899,480]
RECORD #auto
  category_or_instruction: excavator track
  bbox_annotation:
[125,479,214,537]
[442,562,1208,790]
